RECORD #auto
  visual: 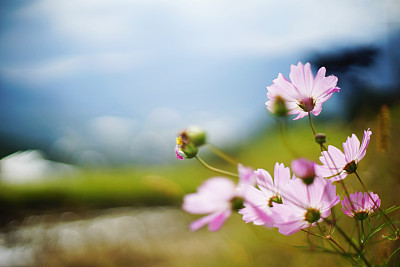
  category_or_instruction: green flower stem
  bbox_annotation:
[327,236,359,265]
[307,113,328,153]
[354,171,399,236]
[308,112,317,136]
[301,228,323,238]
[306,112,328,153]
[195,156,239,178]
[326,236,348,257]
[206,144,239,166]
[302,228,357,265]
[317,223,346,256]
[326,219,371,267]
[361,220,365,245]
[385,247,400,265]
[307,113,362,240]
[328,208,337,235]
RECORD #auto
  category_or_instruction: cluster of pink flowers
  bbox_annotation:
[179,62,382,238]
[183,161,342,235]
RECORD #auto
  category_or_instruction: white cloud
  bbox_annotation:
[2,0,399,83]
[18,0,399,54]
[0,51,152,85]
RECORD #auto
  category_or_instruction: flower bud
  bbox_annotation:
[291,158,316,185]
[181,142,198,159]
[273,96,289,116]
[183,126,207,147]
[315,133,326,144]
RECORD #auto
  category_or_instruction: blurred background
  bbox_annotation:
[0,0,400,266]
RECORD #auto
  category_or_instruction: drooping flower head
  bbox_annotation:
[239,163,291,227]
[316,129,372,181]
[175,127,204,160]
[272,177,340,235]
[291,158,317,185]
[180,126,207,147]
[341,191,381,220]
[182,164,255,231]
[266,62,340,120]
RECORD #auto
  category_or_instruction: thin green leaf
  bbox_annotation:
[351,237,359,246]
[383,205,400,215]
[364,222,385,243]
[385,246,400,265]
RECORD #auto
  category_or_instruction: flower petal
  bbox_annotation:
[355,129,372,162]
[289,62,314,97]
[255,169,274,195]
[189,213,217,231]
[208,210,231,231]
[317,145,347,180]
[273,162,291,193]
[343,134,360,163]
[239,202,274,227]
[182,177,235,214]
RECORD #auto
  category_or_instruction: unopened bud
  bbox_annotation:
[181,142,198,159]
[315,133,326,144]
[184,126,207,147]
[273,96,289,116]
[291,158,316,185]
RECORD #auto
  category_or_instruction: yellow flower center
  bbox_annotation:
[176,137,183,146]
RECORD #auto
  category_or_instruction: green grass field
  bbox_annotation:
[0,119,352,211]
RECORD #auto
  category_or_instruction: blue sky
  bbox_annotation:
[0,0,399,165]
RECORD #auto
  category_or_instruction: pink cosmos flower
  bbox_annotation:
[341,191,381,220]
[239,163,291,227]
[266,62,340,120]
[272,177,340,235]
[316,129,372,182]
[182,164,255,231]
